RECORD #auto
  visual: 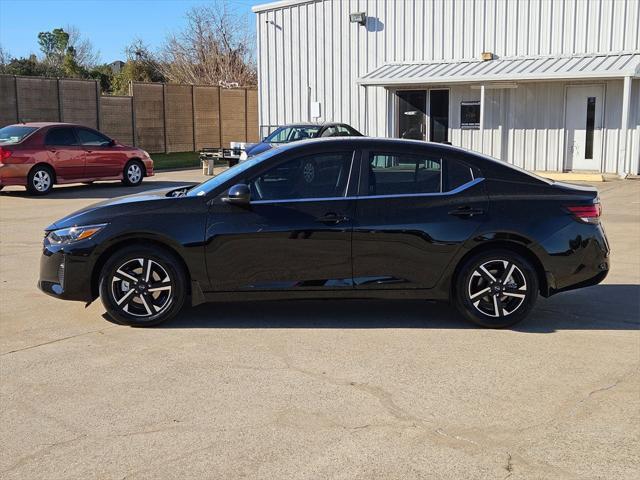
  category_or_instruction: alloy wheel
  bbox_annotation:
[467,259,527,318]
[127,164,142,184]
[33,170,51,192]
[111,258,173,317]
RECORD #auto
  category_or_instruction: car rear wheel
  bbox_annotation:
[27,164,54,195]
[122,160,144,187]
[99,246,186,327]
[454,249,538,328]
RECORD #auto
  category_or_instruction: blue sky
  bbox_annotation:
[0,0,264,63]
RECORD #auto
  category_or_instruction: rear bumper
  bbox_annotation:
[542,223,610,296]
[0,164,30,187]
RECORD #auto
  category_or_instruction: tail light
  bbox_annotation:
[0,146,12,163]
[565,203,601,224]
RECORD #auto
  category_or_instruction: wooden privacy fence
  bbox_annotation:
[0,75,259,153]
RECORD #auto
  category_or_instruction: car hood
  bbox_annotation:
[46,186,191,230]
[245,142,275,157]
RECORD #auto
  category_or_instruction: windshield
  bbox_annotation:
[264,126,321,143]
[0,126,38,145]
[187,148,281,197]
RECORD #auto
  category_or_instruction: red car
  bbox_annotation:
[0,123,154,195]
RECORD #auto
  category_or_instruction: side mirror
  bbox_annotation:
[108,139,116,147]
[223,183,251,205]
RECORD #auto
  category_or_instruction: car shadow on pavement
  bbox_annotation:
[0,180,196,200]
[151,284,639,332]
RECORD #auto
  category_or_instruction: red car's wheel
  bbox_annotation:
[27,164,54,195]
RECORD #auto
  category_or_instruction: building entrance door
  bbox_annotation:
[397,90,426,140]
[565,85,604,171]
[429,89,449,143]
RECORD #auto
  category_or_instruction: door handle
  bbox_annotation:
[448,206,484,218]
[316,213,350,224]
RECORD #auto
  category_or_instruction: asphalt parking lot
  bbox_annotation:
[1,171,638,479]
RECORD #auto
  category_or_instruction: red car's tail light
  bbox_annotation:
[0,146,12,162]
[565,203,601,224]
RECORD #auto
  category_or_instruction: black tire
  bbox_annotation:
[122,160,144,187]
[99,245,186,327]
[26,164,54,195]
[454,249,539,328]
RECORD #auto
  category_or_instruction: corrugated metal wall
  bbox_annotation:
[256,0,640,173]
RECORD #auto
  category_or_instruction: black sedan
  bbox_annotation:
[241,122,362,159]
[38,138,609,328]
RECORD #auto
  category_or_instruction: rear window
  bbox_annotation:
[45,128,78,146]
[0,126,38,145]
[446,158,481,191]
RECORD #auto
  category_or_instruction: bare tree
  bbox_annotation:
[0,44,9,66]
[66,25,100,67]
[159,1,256,86]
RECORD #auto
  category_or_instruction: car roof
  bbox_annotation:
[273,136,468,151]
[6,122,84,128]
[273,137,551,185]
[277,122,350,128]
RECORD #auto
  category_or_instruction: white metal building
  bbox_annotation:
[253,0,640,175]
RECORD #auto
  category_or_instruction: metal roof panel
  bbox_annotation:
[358,52,640,86]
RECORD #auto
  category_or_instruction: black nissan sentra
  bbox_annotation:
[38,138,609,328]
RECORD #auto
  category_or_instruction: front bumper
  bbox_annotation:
[143,158,154,177]
[38,240,96,302]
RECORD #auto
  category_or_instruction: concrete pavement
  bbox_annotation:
[1,172,638,479]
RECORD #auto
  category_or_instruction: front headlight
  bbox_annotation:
[47,224,108,245]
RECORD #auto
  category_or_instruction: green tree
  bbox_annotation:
[2,54,49,76]
[111,40,164,95]
[37,28,70,67]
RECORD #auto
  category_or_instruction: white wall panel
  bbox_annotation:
[256,0,640,172]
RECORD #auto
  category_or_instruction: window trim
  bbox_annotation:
[249,177,484,204]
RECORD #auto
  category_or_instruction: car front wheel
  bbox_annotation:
[122,160,144,187]
[454,249,538,328]
[99,246,186,327]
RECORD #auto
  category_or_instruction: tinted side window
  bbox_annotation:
[320,126,339,137]
[45,128,78,146]
[249,152,353,201]
[366,153,441,196]
[77,128,111,146]
[445,158,481,191]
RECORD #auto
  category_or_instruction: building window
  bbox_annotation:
[585,97,596,160]
[460,101,480,130]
